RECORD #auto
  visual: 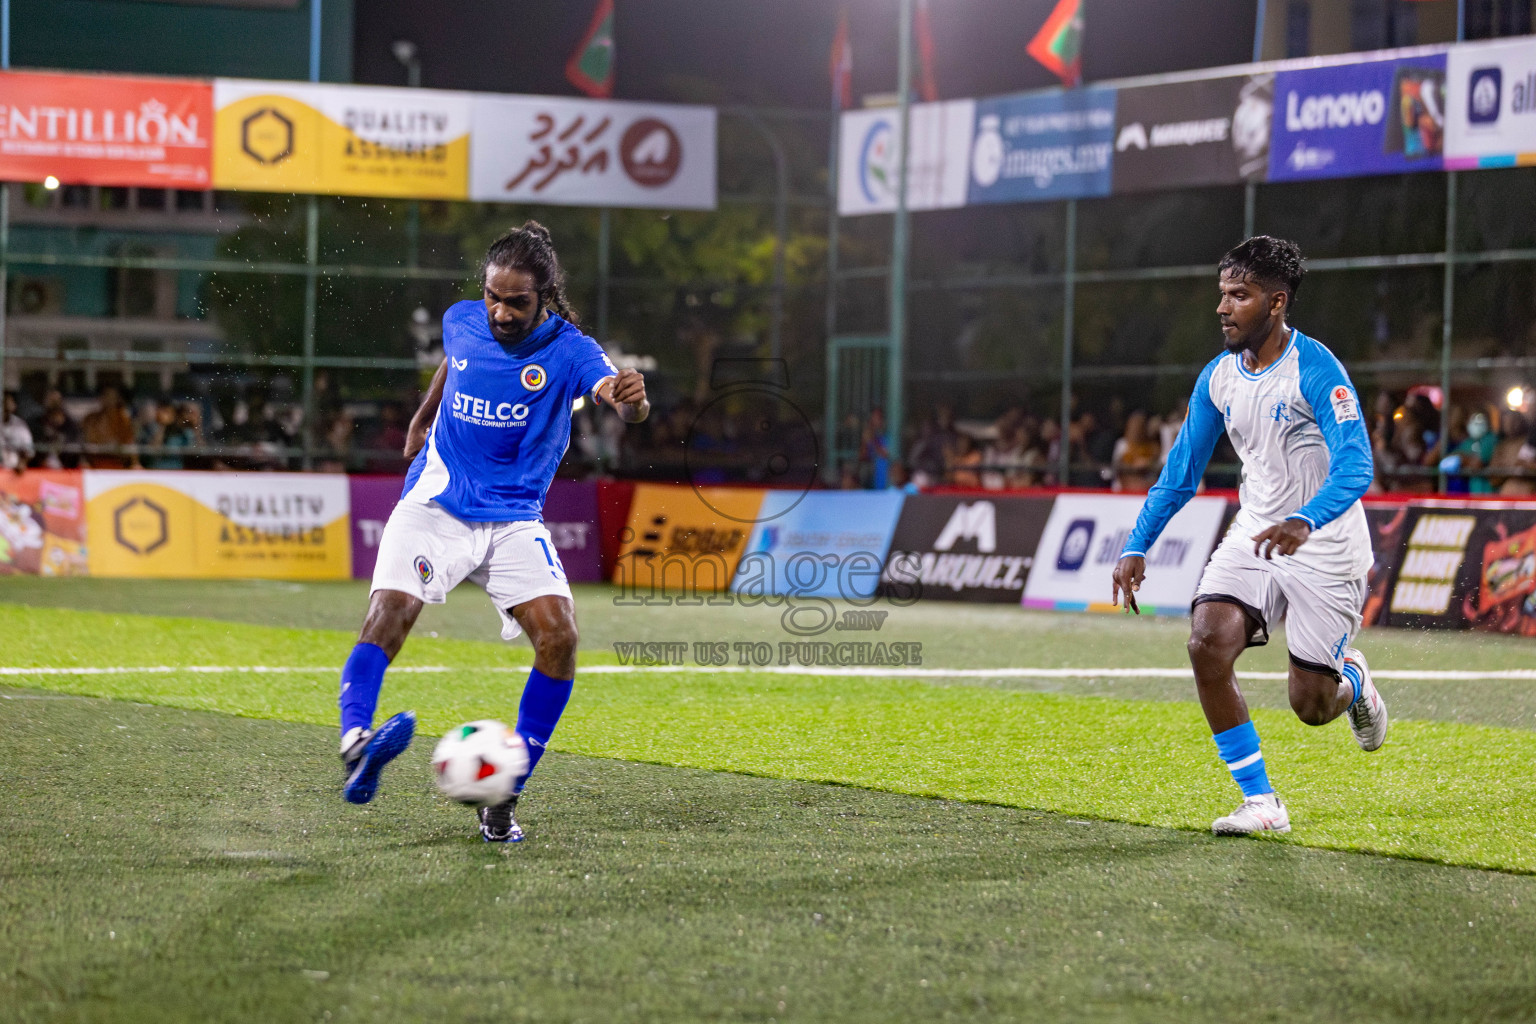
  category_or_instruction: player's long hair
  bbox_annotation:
[482,221,580,326]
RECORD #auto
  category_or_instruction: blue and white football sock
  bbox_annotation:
[1341,660,1364,708]
[1213,720,1274,798]
[339,642,390,746]
[514,667,574,793]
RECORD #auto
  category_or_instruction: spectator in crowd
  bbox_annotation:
[142,401,184,470]
[858,407,889,489]
[1111,410,1161,493]
[1490,411,1528,494]
[319,411,356,474]
[32,390,81,469]
[908,404,957,488]
[81,384,136,468]
[1158,403,1185,466]
[1039,417,1062,485]
[982,416,1042,490]
[947,431,983,488]
[1510,418,1536,497]
[1,391,34,472]
[1442,409,1496,494]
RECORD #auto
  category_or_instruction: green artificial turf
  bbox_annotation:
[7,603,1536,874]
[5,691,1536,1024]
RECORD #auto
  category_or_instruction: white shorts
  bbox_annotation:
[1193,531,1367,678]
[371,500,572,641]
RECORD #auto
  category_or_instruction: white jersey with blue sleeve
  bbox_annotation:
[401,302,617,523]
[1121,328,1374,579]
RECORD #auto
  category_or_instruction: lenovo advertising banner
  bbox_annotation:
[1111,74,1272,193]
[1269,54,1447,182]
[733,490,906,600]
[1022,494,1226,614]
[0,71,212,188]
[967,87,1116,205]
[1445,38,1536,169]
[879,494,1054,604]
[470,95,716,209]
[837,99,975,216]
[213,79,472,199]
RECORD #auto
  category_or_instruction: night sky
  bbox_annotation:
[352,0,1259,106]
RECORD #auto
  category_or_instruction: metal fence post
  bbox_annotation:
[887,0,914,469]
[1438,170,1457,493]
[824,106,841,486]
[597,207,610,342]
[302,196,319,470]
[1058,198,1078,487]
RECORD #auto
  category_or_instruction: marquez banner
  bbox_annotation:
[1111,74,1272,193]
[213,79,472,199]
[880,494,1053,603]
[85,471,350,579]
[0,70,211,188]
[469,95,716,209]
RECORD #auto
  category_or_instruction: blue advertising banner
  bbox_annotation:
[967,87,1116,204]
[1269,54,1447,181]
[733,491,907,600]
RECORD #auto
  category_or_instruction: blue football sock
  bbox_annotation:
[1213,720,1273,798]
[1341,660,1363,708]
[515,668,574,792]
[339,642,390,737]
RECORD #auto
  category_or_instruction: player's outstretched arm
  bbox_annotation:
[404,359,447,459]
[598,368,650,423]
[1111,554,1147,615]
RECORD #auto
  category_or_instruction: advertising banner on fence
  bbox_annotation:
[0,70,211,188]
[1445,38,1536,168]
[967,87,1115,205]
[85,471,350,579]
[1111,74,1272,193]
[732,490,905,600]
[1022,494,1225,614]
[470,95,716,209]
[349,476,400,581]
[1,470,86,576]
[1269,54,1447,182]
[837,100,974,216]
[1377,502,1536,635]
[213,79,472,199]
[879,494,1054,603]
[613,483,766,593]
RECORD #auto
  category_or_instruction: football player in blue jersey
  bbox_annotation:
[1111,236,1387,837]
[336,221,649,842]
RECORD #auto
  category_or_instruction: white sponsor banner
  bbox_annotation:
[1022,494,1226,615]
[1446,38,1536,167]
[469,95,715,209]
[837,99,974,216]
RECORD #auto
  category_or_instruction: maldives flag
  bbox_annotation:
[1027,0,1083,88]
[915,0,938,102]
[566,0,615,98]
[829,9,852,110]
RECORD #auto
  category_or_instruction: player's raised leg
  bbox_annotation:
[339,589,422,804]
[1188,601,1290,836]
[1280,568,1386,750]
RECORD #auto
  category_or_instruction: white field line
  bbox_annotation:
[3,664,1536,682]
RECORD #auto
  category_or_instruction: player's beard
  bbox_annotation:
[1222,308,1276,355]
[488,301,545,345]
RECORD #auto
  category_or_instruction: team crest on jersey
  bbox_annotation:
[414,555,433,584]
[520,364,548,392]
[1330,385,1359,424]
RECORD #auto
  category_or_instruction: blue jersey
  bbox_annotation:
[401,301,617,522]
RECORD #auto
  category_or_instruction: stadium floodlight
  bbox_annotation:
[1507,386,1525,411]
[42,175,58,190]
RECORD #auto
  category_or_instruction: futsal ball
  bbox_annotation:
[430,720,529,807]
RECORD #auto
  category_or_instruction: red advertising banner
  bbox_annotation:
[0,469,86,576]
[0,70,212,188]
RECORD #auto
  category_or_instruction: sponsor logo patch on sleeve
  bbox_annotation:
[1330,385,1360,424]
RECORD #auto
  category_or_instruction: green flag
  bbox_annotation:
[566,0,615,98]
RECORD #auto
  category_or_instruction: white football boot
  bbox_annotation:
[1212,792,1291,836]
[1343,647,1388,752]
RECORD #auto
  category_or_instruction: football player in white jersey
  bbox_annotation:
[1110,236,1387,837]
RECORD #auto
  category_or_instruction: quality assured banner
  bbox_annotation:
[85,470,350,580]
[1445,37,1536,168]
[0,70,212,188]
[470,95,715,209]
[1022,493,1226,614]
[613,483,766,593]
[837,99,975,216]
[967,87,1115,204]
[880,494,1054,604]
[1111,74,1272,193]
[0,469,86,576]
[213,79,472,199]
[1269,53,1447,182]
[733,490,906,600]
